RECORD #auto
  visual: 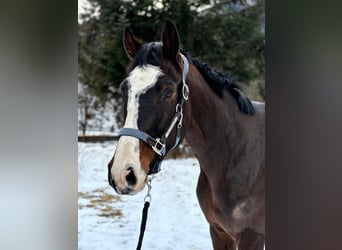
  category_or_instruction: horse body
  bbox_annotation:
[108,19,265,249]
[183,64,265,248]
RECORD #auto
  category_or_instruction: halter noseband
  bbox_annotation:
[118,54,190,175]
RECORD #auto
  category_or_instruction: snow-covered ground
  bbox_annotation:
[78,142,212,250]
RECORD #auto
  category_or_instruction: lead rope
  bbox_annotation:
[136,176,153,250]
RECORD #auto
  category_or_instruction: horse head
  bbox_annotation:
[108,19,188,195]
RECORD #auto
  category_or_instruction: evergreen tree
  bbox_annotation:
[78,0,264,129]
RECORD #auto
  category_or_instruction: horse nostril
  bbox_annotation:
[126,167,137,186]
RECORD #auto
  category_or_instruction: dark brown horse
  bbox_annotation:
[108,19,265,250]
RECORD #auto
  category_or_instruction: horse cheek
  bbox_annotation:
[139,142,155,175]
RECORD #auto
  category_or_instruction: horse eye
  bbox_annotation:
[164,88,174,99]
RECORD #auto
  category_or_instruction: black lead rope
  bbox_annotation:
[136,177,153,250]
[136,201,150,250]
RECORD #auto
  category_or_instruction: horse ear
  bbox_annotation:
[123,27,142,59]
[161,19,180,61]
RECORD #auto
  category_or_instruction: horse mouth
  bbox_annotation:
[118,187,138,195]
[109,179,138,195]
[111,183,129,194]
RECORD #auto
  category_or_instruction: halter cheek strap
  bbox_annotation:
[118,54,190,175]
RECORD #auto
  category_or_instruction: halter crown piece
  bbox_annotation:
[118,54,190,175]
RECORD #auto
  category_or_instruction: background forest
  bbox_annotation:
[78,0,265,134]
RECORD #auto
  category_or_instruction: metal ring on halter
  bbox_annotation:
[182,84,189,100]
[151,138,166,156]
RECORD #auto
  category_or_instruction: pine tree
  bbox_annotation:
[78,0,265,130]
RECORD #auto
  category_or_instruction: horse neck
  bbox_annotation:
[184,63,243,171]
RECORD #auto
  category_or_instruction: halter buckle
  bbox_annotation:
[151,138,165,156]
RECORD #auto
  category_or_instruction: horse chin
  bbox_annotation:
[117,182,146,195]
[133,180,146,194]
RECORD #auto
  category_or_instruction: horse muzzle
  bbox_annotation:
[108,157,146,195]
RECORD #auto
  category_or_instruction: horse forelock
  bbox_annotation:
[129,42,163,70]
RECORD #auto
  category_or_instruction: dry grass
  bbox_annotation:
[78,189,123,219]
[97,205,123,218]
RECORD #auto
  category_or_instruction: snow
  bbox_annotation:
[78,130,118,136]
[78,142,212,250]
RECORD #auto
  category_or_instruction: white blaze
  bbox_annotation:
[111,65,163,191]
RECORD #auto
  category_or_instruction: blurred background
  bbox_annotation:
[78,0,265,135]
[0,0,341,249]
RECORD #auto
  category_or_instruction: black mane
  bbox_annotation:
[130,43,255,115]
[181,50,255,115]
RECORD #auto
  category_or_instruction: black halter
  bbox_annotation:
[118,54,190,175]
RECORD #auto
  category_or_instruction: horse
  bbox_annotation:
[108,19,265,250]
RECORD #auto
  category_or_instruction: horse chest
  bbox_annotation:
[196,171,253,234]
